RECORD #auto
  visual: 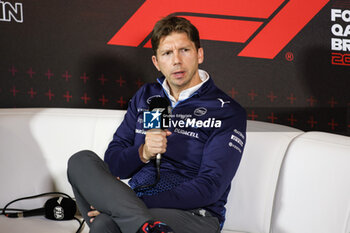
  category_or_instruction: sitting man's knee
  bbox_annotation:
[68,150,96,167]
[67,150,97,179]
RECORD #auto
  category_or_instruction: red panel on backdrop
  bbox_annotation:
[108,0,282,46]
[143,17,263,48]
[108,0,330,59]
[239,0,330,58]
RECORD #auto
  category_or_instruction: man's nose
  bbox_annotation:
[173,51,181,65]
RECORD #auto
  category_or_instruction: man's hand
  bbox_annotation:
[139,129,172,163]
[87,206,100,223]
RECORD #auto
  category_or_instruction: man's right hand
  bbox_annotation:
[139,129,172,163]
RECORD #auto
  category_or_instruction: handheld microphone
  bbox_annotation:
[134,97,170,192]
[6,196,76,220]
[149,96,171,161]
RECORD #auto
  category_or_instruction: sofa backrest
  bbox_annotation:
[224,120,303,233]
[0,108,125,209]
[271,132,350,233]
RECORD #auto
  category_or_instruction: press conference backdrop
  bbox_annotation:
[0,0,349,135]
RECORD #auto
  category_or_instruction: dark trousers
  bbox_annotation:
[67,150,220,233]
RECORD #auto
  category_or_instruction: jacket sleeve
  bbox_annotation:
[104,90,145,179]
[141,109,247,209]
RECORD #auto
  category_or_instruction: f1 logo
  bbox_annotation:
[108,0,329,59]
[143,111,161,129]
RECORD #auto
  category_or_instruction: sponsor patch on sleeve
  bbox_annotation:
[228,129,245,153]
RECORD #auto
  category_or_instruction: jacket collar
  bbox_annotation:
[157,69,212,107]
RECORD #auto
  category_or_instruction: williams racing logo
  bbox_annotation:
[143,111,221,129]
[107,0,329,59]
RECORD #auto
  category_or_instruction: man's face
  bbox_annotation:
[152,32,204,95]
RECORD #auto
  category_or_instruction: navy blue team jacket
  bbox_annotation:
[105,75,247,227]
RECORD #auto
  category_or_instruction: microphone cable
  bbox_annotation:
[134,154,161,192]
[0,192,85,233]
[1,192,71,216]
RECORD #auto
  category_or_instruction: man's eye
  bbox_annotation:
[163,51,171,56]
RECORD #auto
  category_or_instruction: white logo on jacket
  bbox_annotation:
[194,107,207,116]
[217,98,230,107]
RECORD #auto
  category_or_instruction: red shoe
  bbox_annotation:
[138,220,174,233]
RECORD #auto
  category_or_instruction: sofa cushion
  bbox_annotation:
[271,132,350,233]
[223,121,302,233]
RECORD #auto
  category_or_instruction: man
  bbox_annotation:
[68,16,246,233]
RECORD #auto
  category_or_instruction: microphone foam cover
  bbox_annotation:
[149,97,170,112]
[44,197,76,220]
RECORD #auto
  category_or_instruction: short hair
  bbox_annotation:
[151,16,201,55]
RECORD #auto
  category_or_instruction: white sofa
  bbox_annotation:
[0,108,349,233]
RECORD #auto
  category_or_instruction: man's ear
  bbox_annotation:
[198,47,204,64]
[152,55,160,71]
